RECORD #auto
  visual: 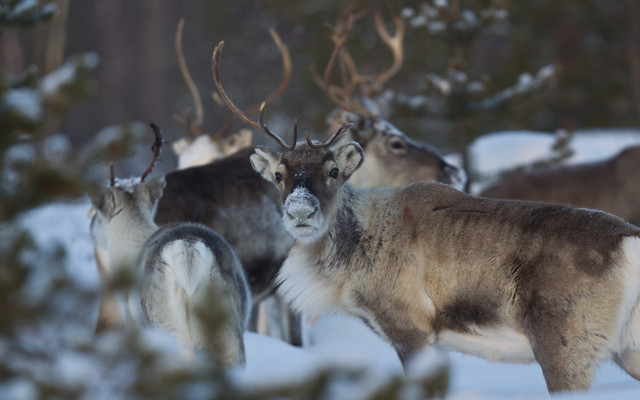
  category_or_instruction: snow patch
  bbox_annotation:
[39,53,100,98]
[3,88,42,121]
[17,198,99,290]
[113,176,142,193]
[0,378,37,400]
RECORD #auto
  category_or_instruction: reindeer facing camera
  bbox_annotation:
[90,122,251,366]
[213,40,640,392]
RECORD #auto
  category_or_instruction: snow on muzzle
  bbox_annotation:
[283,186,323,239]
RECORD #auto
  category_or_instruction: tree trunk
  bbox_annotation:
[626,0,640,124]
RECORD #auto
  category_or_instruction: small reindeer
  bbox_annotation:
[213,41,640,392]
[171,20,290,169]
[480,145,640,226]
[318,8,465,190]
[90,123,251,366]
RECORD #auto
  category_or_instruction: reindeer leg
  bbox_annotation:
[94,246,123,333]
[533,343,595,392]
[357,298,435,370]
[286,306,303,346]
[615,300,640,380]
[208,324,246,367]
[526,306,601,392]
[616,350,640,380]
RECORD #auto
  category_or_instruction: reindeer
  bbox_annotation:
[479,145,640,226]
[318,8,465,190]
[90,122,250,366]
[213,41,640,392]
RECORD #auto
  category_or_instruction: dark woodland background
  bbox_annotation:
[1,0,639,212]
[3,0,639,156]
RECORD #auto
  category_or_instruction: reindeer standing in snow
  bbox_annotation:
[213,40,640,392]
[90,123,250,366]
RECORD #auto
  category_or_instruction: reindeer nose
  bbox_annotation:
[284,187,319,223]
[286,202,317,221]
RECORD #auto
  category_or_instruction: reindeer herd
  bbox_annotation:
[88,8,640,394]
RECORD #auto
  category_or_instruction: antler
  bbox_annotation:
[209,92,234,140]
[305,121,353,149]
[315,5,405,118]
[371,6,404,88]
[212,41,296,151]
[174,18,204,139]
[108,122,164,185]
[313,14,369,117]
[175,21,292,147]
[140,121,164,182]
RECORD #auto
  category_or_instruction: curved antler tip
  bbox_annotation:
[213,41,224,60]
[259,101,266,112]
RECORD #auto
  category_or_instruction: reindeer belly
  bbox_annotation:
[438,325,535,363]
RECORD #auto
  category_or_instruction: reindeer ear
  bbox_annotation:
[250,146,281,184]
[334,142,364,180]
[90,187,115,218]
[143,175,166,204]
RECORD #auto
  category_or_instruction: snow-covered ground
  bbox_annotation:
[8,129,640,399]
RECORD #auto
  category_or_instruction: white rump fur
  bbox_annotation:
[148,240,215,350]
[141,236,250,363]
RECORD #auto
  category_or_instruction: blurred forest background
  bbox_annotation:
[1,0,640,217]
[4,0,639,165]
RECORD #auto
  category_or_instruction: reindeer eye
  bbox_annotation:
[329,168,339,179]
[389,138,406,150]
[275,172,283,183]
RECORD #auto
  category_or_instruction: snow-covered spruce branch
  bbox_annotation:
[470,64,557,111]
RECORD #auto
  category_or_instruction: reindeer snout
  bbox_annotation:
[284,187,320,225]
[286,202,317,222]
